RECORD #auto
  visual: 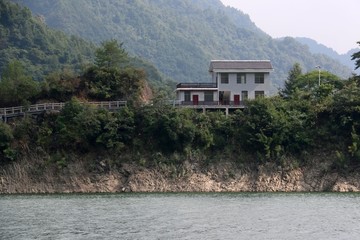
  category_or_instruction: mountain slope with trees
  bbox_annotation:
[14,0,353,90]
[0,0,174,95]
[0,0,95,80]
[295,37,359,73]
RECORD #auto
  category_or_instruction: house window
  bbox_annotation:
[255,73,265,84]
[255,91,265,99]
[241,91,248,100]
[204,91,213,102]
[221,73,229,84]
[237,73,246,84]
[184,91,191,102]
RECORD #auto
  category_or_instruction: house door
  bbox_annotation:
[234,95,240,105]
[193,95,199,105]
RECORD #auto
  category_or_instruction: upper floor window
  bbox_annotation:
[237,73,246,84]
[221,73,229,84]
[255,73,265,84]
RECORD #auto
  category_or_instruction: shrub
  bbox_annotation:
[0,121,15,163]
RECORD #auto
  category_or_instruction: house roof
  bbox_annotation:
[209,60,273,72]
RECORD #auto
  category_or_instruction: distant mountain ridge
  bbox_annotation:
[13,0,353,90]
[294,37,359,73]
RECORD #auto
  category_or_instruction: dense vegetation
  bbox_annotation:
[0,39,148,107]
[2,54,360,172]
[14,0,353,91]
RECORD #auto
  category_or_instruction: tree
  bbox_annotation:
[41,68,81,101]
[0,60,39,106]
[83,66,145,102]
[351,41,360,70]
[95,40,129,69]
[234,96,315,160]
[330,79,360,132]
[281,63,303,97]
[281,65,343,102]
[95,107,135,149]
[53,99,106,151]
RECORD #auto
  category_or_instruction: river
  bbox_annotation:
[1,193,359,239]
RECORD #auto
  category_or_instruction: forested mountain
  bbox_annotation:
[0,0,94,80]
[0,0,173,93]
[13,0,352,91]
[295,37,359,73]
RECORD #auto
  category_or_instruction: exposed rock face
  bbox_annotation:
[1,158,360,194]
[139,80,153,104]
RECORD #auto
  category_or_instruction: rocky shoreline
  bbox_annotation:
[1,156,360,194]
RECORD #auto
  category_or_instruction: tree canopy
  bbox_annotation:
[95,40,129,69]
[351,41,360,70]
[281,63,303,97]
[0,60,39,106]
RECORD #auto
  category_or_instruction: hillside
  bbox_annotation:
[0,0,174,93]
[14,0,352,91]
[295,37,359,73]
[0,0,95,80]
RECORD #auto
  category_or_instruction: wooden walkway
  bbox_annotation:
[0,101,127,122]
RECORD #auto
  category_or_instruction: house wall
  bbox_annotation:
[177,91,205,102]
[177,91,218,102]
[214,72,270,100]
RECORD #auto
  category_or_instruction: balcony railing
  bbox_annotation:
[176,101,245,107]
[176,83,217,89]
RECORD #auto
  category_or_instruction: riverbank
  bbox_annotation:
[1,152,360,193]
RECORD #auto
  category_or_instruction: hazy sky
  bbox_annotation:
[220,0,359,54]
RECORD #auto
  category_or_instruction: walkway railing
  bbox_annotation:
[0,101,127,122]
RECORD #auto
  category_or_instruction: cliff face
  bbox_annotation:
[1,156,359,194]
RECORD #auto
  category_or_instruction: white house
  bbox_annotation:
[175,60,273,107]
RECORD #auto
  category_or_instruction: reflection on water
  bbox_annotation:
[1,193,360,239]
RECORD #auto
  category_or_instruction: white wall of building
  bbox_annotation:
[215,72,270,100]
[176,62,272,103]
[177,90,218,102]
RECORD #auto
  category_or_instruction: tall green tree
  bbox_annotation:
[281,63,303,97]
[95,40,129,69]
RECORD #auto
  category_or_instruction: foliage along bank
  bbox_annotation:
[1,64,360,172]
